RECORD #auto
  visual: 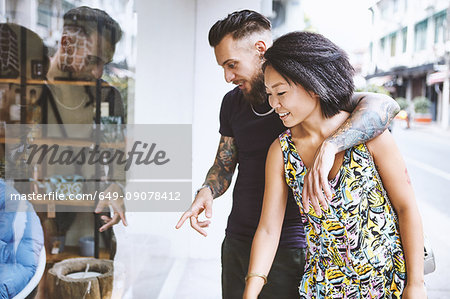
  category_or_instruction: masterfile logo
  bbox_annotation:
[26,141,170,171]
[4,124,192,212]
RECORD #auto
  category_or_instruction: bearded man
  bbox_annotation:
[177,10,401,299]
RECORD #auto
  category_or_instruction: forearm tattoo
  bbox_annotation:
[327,96,399,152]
[204,136,238,198]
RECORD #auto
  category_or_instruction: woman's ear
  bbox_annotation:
[308,90,320,99]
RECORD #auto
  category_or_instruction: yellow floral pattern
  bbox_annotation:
[279,130,406,298]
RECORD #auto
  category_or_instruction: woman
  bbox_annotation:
[243,32,426,298]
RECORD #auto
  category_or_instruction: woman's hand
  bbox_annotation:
[243,276,265,299]
[402,283,427,299]
[242,292,258,299]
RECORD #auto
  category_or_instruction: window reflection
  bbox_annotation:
[0,1,135,126]
[0,5,134,296]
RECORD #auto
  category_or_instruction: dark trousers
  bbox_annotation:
[221,236,306,299]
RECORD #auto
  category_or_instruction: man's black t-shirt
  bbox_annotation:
[219,87,306,248]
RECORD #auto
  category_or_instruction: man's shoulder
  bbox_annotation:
[223,86,242,103]
[221,87,244,113]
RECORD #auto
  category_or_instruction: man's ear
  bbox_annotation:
[255,40,267,56]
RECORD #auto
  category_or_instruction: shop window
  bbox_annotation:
[392,0,398,14]
[2,2,136,124]
[1,2,137,274]
[402,27,407,53]
[414,19,428,51]
[37,0,52,28]
[434,10,447,44]
[390,32,397,57]
[380,36,386,56]
[62,1,75,14]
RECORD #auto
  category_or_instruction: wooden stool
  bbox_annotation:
[47,258,113,299]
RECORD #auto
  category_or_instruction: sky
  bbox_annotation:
[302,0,373,54]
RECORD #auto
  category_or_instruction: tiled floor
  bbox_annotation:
[111,226,223,299]
[113,254,221,299]
[173,258,222,299]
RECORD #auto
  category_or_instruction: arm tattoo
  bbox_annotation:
[204,136,238,199]
[326,94,400,152]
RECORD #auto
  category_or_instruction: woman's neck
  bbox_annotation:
[291,108,350,143]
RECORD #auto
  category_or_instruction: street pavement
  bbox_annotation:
[392,120,450,298]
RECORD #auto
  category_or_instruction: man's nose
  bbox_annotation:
[224,69,235,83]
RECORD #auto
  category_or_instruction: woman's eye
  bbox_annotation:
[277,92,286,96]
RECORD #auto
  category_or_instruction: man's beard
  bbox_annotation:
[242,71,266,106]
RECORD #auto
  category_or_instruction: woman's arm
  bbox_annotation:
[243,140,289,299]
[367,131,426,298]
[302,92,400,215]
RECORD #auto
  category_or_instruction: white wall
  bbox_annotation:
[129,0,196,261]
[190,0,265,259]
[128,0,264,261]
[134,0,196,125]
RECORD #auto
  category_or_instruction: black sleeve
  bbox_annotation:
[219,91,234,137]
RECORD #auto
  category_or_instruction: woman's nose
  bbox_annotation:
[268,96,280,109]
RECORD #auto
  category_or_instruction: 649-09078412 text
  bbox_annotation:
[98,191,181,201]
[9,191,182,201]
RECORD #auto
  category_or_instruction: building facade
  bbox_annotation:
[365,0,450,128]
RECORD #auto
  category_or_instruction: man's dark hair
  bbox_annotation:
[208,10,271,47]
[263,31,354,118]
[63,6,122,47]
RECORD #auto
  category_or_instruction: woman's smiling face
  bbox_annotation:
[264,65,319,128]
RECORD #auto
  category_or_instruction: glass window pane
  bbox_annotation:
[390,33,397,56]
[434,10,447,44]
[402,27,407,52]
[414,19,428,51]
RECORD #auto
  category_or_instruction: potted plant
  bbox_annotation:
[395,97,408,110]
[413,96,432,123]
[395,97,408,120]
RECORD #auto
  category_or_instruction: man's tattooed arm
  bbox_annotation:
[301,92,399,214]
[327,92,400,151]
[204,136,238,199]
